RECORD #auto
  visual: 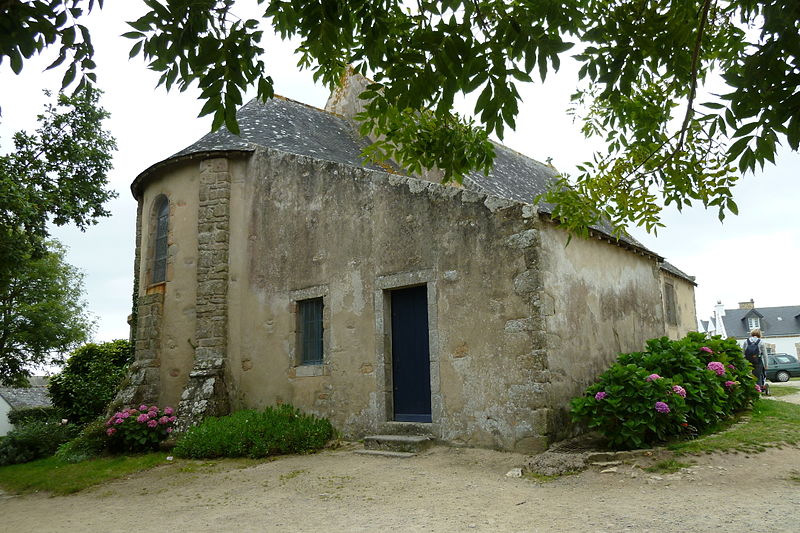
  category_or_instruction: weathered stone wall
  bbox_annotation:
[222,147,551,452]
[538,224,667,441]
[113,292,163,408]
[176,158,232,429]
[126,163,202,410]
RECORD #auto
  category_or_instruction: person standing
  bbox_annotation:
[742,328,768,390]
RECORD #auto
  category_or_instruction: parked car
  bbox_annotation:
[766,353,800,383]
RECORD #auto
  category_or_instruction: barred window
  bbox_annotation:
[298,298,324,365]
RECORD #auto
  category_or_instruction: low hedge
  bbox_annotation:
[0,421,80,466]
[173,404,334,459]
[8,407,63,426]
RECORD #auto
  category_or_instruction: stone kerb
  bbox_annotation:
[176,157,232,431]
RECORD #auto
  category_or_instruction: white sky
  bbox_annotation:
[1,2,798,343]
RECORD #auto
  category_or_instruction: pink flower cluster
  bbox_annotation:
[595,391,607,400]
[707,361,725,376]
[724,381,737,388]
[645,373,661,382]
[700,346,713,354]
[654,401,670,414]
[755,384,763,393]
[671,385,687,398]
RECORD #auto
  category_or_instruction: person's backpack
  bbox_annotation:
[744,338,761,358]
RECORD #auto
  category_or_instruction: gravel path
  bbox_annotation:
[2,392,800,533]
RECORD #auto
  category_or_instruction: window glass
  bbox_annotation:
[152,197,169,284]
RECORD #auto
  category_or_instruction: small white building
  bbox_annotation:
[0,378,52,436]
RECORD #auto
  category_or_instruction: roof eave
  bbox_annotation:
[130,148,255,200]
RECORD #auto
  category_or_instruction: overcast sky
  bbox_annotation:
[2,2,798,343]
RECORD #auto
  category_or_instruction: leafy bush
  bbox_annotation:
[173,404,334,459]
[55,417,110,463]
[0,421,79,466]
[571,364,689,449]
[104,405,176,453]
[48,339,133,424]
[572,333,760,450]
[8,406,63,426]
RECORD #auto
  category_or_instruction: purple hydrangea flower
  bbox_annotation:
[700,346,713,354]
[654,401,671,414]
[138,405,149,411]
[707,361,725,376]
[645,373,661,382]
[106,428,116,436]
[595,391,607,400]
[164,407,174,416]
[114,418,124,425]
[136,413,149,423]
[672,385,687,398]
[147,419,158,428]
[166,427,174,433]
[168,416,177,423]
[727,364,735,370]
[755,384,763,393]
[725,380,736,388]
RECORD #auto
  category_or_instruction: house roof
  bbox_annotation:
[131,95,661,256]
[659,261,697,286]
[721,305,800,338]
[0,386,51,410]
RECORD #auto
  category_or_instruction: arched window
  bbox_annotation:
[152,196,169,284]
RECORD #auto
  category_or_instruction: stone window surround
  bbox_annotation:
[290,285,330,377]
[373,269,441,426]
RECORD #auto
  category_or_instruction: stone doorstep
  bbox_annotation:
[353,449,417,459]
[363,434,435,454]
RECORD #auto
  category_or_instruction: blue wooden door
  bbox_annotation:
[390,285,432,422]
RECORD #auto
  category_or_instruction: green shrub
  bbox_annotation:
[571,364,689,449]
[572,333,760,450]
[173,404,334,459]
[55,418,109,463]
[48,339,133,424]
[0,421,79,466]
[8,406,63,426]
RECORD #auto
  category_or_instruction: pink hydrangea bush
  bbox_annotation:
[707,361,726,376]
[105,405,176,452]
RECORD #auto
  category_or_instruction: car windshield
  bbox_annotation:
[774,355,796,364]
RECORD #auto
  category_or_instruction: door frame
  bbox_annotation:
[374,270,441,425]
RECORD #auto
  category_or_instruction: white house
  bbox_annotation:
[706,300,800,357]
[0,378,52,436]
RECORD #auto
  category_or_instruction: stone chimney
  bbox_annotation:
[738,299,755,310]
[324,67,372,121]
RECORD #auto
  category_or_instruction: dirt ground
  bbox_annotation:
[2,389,800,533]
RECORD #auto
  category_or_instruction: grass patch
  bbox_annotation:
[0,453,168,495]
[668,399,800,455]
[765,385,800,398]
[644,459,693,474]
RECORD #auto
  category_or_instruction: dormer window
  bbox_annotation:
[747,317,760,331]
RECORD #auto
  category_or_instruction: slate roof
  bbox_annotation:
[132,95,659,255]
[0,386,51,410]
[721,305,800,338]
[660,261,697,285]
